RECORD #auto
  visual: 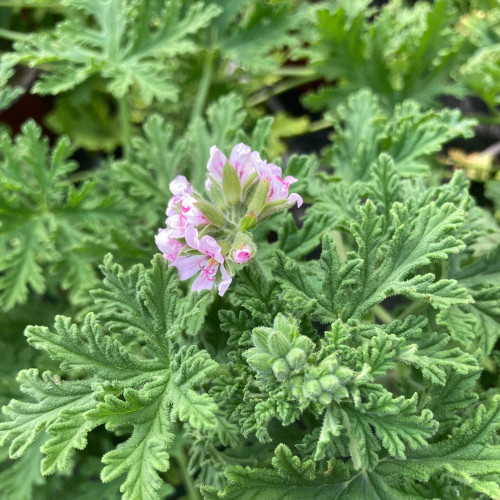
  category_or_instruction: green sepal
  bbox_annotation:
[196,200,228,228]
[222,163,242,204]
[247,178,269,214]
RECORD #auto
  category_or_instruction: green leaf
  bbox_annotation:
[274,199,470,324]
[0,59,23,112]
[377,397,500,499]
[306,0,467,110]
[203,444,420,500]
[0,369,95,461]
[9,0,222,104]
[0,121,128,310]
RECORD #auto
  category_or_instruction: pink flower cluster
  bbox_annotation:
[206,143,303,208]
[156,144,302,296]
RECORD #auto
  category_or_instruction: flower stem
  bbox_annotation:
[176,450,200,500]
[190,49,215,125]
[118,96,131,160]
[307,118,333,134]
[248,75,318,107]
[0,28,30,42]
[372,304,394,324]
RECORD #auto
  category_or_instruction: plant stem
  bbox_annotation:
[0,28,30,42]
[118,96,131,160]
[372,304,394,324]
[399,300,426,320]
[0,1,61,6]
[190,49,215,125]
[176,450,200,500]
[307,118,333,134]
[248,75,318,107]
[274,66,316,77]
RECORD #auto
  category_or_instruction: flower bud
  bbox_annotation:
[294,336,313,353]
[196,200,227,227]
[230,233,256,264]
[319,375,339,392]
[272,359,290,380]
[246,352,273,372]
[333,366,354,382]
[247,178,269,214]
[268,331,292,358]
[233,245,252,264]
[240,212,257,231]
[332,385,349,400]
[319,392,333,405]
[222,163,241,204]
[304,379,321,398]
[286,347,307,370]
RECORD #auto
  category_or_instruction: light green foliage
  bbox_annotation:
[5,0,221,104]
[0,1,499,498]
[275,202,471,323]
[0,255,217,500]
[305,0,466,110]
[0,121,129,310]
[460,5,500,110]
[0,59,22,112]
[448,244,500,354]
[212,0,313,73]
[204,394,500,500]
[324,90,476,181]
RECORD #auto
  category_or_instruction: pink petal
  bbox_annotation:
[173,255,204,281]
[218,265,232,296]
[207,146,227,185]
[184,225,200,250]
[199,234,223,263]
[233,246,252,264]
[169,175,191,196]
[288,193,303,208]
[191,269,217,292]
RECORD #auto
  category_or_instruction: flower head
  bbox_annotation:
[156,144,303,297]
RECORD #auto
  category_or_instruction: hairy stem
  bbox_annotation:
[372,304,394,324]
[190,49,215,125]
[118,96,131,160]
[0,28,30,41]
[248,75,318,107]
[176,450,200,500]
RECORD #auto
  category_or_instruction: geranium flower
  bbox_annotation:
[155,228,185,263]
[171,225,232,296]
[166,175,207,229]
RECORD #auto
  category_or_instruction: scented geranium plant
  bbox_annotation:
[0,1,499,500]
[1,136,499,500]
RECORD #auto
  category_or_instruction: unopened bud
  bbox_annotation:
[268,331,292,358]
[319,375,339,392]
[246,352,273,372]
[230,233,256,264]
[196,200,227,227]
[319,392,333,405]
[222,163,241,204]
[304,379,321,398]
[240,212,257,231]
[286,347,307,370]
[247,178,269,214]
[272,359,290,380]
